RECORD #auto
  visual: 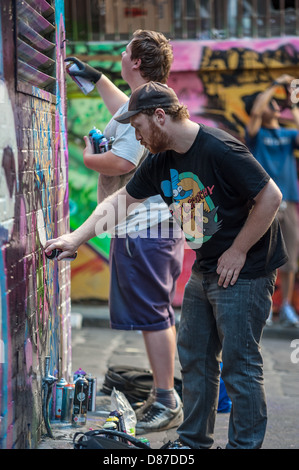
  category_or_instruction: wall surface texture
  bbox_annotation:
[0,1,71,449]
[66,36,299,307]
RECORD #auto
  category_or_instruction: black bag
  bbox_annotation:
[101,365,182,404]
[73,428,151,450]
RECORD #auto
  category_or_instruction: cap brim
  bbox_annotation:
[114,109,140,124]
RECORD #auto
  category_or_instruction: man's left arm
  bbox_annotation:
[216,178,282,288]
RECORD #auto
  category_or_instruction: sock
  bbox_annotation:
[155,387,177,409]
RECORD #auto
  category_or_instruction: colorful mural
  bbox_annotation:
[66,36,299,308]
[0,1,70,449]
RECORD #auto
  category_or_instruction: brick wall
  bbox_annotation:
[0,0,71,449]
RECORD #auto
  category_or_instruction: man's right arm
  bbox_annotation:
[45,187,145,260]
[247,74,295,138]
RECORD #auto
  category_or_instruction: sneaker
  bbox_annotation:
[135,392,183,435]
[161,438,192,449]
[279,303,299,327]
[135,389,155,420]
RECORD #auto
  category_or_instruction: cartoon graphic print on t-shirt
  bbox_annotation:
[161,169,222,246]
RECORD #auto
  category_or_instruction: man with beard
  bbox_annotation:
[65,32,184,435]
[46,82,287,448]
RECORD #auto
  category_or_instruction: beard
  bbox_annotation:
[146,120,172,154]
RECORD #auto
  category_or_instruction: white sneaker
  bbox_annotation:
[135,389,155,420]
[135,390,183,434]
[280,303,299,327]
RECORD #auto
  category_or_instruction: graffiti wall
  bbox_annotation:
[0,1,70,448]
[67,36,299,308]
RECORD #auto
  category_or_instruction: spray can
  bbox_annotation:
[73,368,87,382]
[61,383,75,422]
[72,376,89,426]
[45,249,77,261]
[102,420,118,440]
[89,127,105,153]
[87,374,97,412]
[138,437,150,447]
[65,62,95,95]
[55,378,67,419]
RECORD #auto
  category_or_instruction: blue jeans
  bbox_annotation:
[177,270,276,449]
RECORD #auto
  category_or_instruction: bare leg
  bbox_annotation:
[142,325,177,389]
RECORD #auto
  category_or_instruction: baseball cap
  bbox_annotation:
[114,82,180,124]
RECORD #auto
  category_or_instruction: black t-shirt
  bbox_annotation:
[126,124,288,278]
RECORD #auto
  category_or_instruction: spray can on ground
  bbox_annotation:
[72,376,89,426]
[73,368,87,382]
[89,127,105,153]
[109,410,126,433]
[102,420,118,440]
[87,374,97,412]
[55,378,67,419]
[99,136,115,153]
[61,383,75,422]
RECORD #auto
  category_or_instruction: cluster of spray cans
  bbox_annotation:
[53,368,97,427]
[88,127,115,154]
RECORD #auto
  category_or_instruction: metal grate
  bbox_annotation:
[16,0,56,94]
[64,0,299,42]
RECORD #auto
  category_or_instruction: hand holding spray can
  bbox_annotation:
[65,62,95,95]
[45,249,77,261]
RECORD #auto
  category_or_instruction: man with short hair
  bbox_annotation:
[46,82,287,448]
